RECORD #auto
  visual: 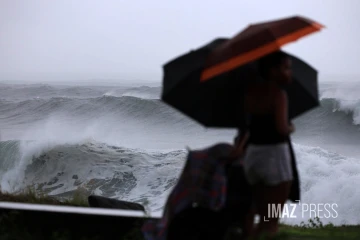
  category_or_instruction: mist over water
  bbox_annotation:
[0,80,360,225]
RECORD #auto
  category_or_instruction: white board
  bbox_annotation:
[0,201,148,218]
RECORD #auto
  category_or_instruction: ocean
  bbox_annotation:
[0,80,359,226]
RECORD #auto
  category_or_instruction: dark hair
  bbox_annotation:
[258,51,288,79]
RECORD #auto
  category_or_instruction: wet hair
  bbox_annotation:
[258,51,288,79]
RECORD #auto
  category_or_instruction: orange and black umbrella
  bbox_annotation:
[161,16,323,128]
[200,15,324,82]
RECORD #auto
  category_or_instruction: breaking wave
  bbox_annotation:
[0,82,360,225]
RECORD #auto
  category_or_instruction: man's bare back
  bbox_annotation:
[244,82,283,115]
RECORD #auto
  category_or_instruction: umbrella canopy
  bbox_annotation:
[161,38,231,126]
[200,15,324,82]
[162,41,319,128]
[284,52,319,120]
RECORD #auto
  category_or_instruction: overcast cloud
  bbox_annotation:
[1,0,359,83]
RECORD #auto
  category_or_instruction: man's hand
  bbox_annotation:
[229,147,245,159]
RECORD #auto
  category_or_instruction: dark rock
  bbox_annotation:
[0,206,146,239]
[88,195,145,211]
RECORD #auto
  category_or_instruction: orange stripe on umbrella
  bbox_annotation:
[200,17,324,82]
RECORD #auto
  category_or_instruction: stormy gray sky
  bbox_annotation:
[1,0,359,83]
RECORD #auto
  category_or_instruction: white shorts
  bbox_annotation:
[243,143,293,186]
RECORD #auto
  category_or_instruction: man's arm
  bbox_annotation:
[230,130,249,157]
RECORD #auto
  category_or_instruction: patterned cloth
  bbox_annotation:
[141,143,234,240]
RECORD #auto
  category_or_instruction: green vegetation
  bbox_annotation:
[0,188,88,207]
[0,190,359,239]
[277,221,360,240]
